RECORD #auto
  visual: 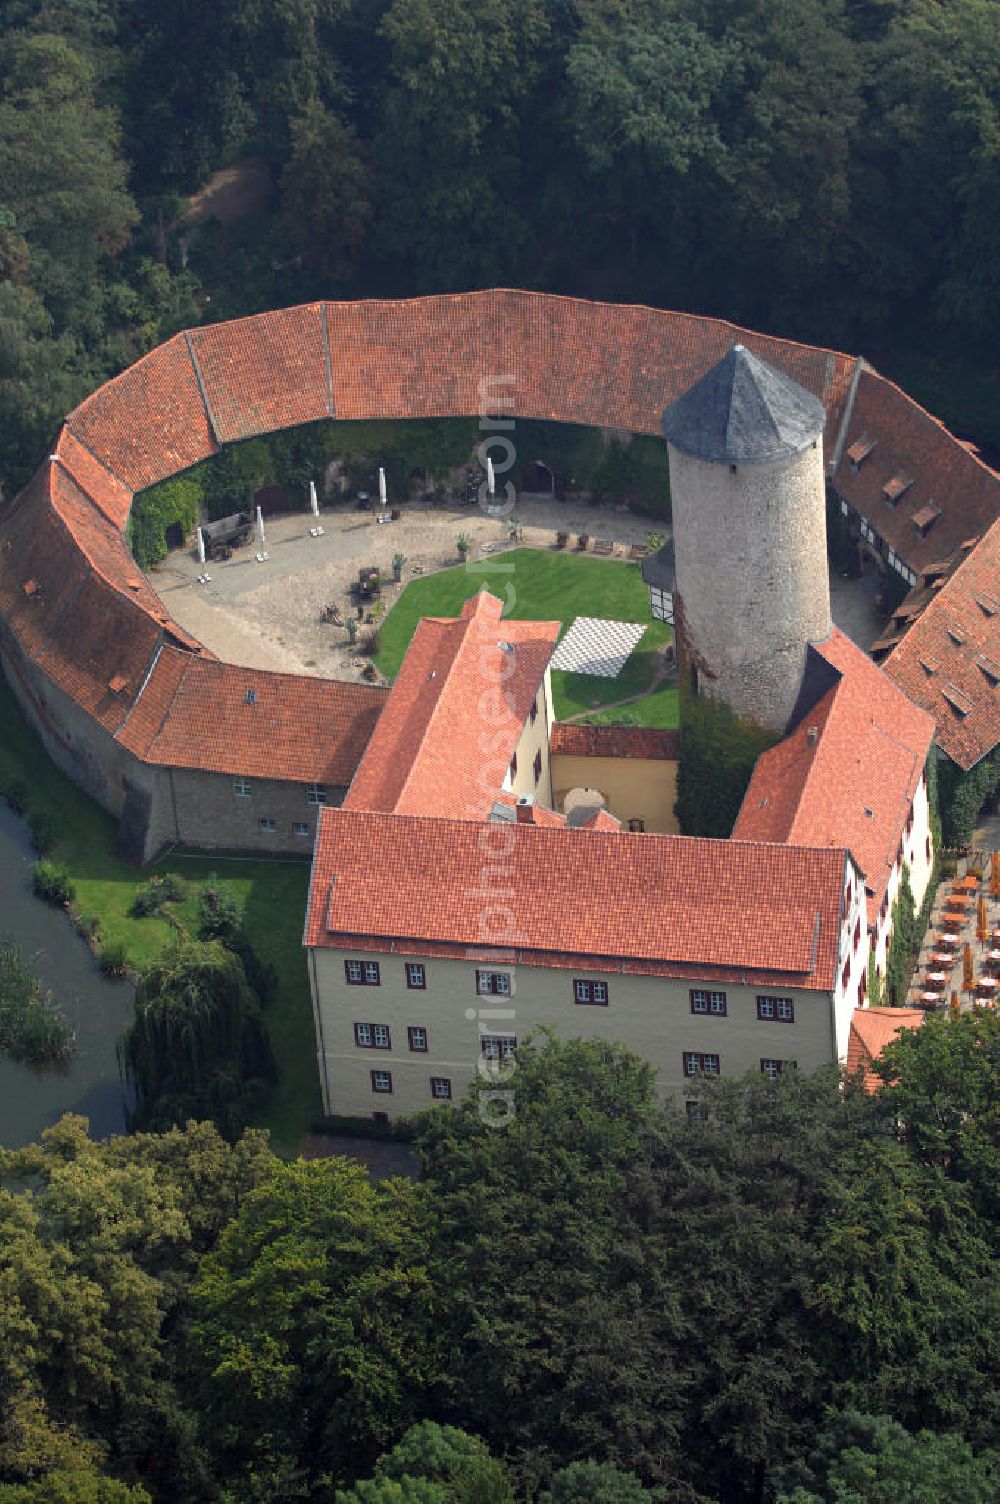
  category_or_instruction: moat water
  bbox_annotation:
[0,802,132,1146]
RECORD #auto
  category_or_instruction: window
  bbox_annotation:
[690,989,727,1017]
[406,963,426,990]
[685,1100,708,1121]
[853,919,861,950]
[258,817,277,833]
[509,752,517,781]
[756,995,794,1023]
[761,1058,796,1081]
[293,821,310,837]
[371,1070,392,1094]
[373,1111,389,1125]
[345,959,381,986]
[354,1022,391,1049]
[306,782,327,805]
[233,776,251,798]
[683,1052,720,1077]
[408,1026,428,1052]
[574,978,609,1006]
[430,1077,452,1100]
[533,749,543,784]
[482,1035,517,1061]
[627,817,645,832]
[529,695,538,725]
[477,970,511,996]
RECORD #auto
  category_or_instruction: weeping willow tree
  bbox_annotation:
[118,938,276,1139]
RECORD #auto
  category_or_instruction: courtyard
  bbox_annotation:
[148,491,888,730]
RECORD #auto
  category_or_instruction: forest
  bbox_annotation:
[1,0,999,497]
[2,1026,1000,1503]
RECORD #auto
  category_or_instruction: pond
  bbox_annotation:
[0,802,133,1147]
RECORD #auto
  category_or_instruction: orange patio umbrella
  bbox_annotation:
[978,895,990,946]
[991,852,1000,900]
[960,873,980,890]
[964,942,975,992]
[951,991,961,1015]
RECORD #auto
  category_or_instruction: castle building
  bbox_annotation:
[662,344,831,733]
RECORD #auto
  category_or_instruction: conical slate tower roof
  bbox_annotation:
[661,344,825,464]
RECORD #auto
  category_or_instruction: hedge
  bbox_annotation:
[938,742,1000,847]
[674,688,777,837]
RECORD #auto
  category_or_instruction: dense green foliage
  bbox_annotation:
[128,476,202,570]
[885,863,918,1006]
[0,0,998,502]
[31,860,75,906]
[0,939,73,1065]
[939,744,1000,848]
[675,687,778,836]
[1,1032,1000,1501]
[118,939,277,1139]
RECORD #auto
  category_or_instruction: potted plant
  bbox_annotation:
[392,552,406,582]
[577,533,590,551]
[456,533,470,560]
[346,617,358,645]
[555,529,569,550]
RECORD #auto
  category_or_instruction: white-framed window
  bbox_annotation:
[354,1023,373,1047]
[345,959,381,986]
[477,970,511,996]
[306,783,327,805]
[683,1052,720,1077]
[233,776,251,798]
[761,1058,795,1081]
[371,1070,392,1093]
[690,988,727,1016]
[293,821,310,837]
[373,1024,391,1049]
[408,1026,428,1052]
[757,995,795,1023]
[574,978,609,1006]
[481,1035,517,1061]
[406,963,426,990]
[354,1022,391,1049]
[258,817,277,833]
[430,1076,452,1100]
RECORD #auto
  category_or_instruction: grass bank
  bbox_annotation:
[0,679,316,1156]
[375,547,678,729]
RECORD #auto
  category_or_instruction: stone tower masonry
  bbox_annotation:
[661,344,832,733]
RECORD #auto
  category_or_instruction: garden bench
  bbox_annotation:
[592,538,614,556]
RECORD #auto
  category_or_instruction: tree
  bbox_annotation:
[281,100,374,282]
[772,1409,1000,1503]
[0,1470,150,1503]
[875,1009,1000,1221]
[885,864,917,1005]
[539,1459,655,1502]
[410,1035,689,1494]
[675,689,777,837]
[118,939,276,1140]
[187,1158,441,1497]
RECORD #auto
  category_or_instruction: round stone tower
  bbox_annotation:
[662,344,832,733]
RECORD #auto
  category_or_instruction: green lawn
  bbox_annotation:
[0,680,317,1156]
[376,547,678,727]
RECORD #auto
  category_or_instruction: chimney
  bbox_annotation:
[516,794,534,824]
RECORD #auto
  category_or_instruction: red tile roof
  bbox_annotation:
[53,427,133,529]
[117,648,388,783]
[305,808,849,990]
[845,1006,924,1091]
[734,629,934,927]
[67,333,218,492]
[834,368,1000,575]
[344,590,560,819]
[550,723,679,759]
[884,515,1000,770]
[188,304,332,444]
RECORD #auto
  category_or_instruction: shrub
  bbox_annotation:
[197,881,243,943]
[131,872,186,918]
[0,776,28,814]
[228,935,278,1008]
[31,860,75,906]
[100,939,130,978]
[27,808,57,854]
[0,939,73,1065]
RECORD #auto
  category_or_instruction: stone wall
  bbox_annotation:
[669,440,831,732]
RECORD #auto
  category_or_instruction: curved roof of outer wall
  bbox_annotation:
[661,343,827,465]
[0,292,868,778]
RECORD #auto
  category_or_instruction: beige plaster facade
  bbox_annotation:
[551,750,679,833]
[308,941,850,1121]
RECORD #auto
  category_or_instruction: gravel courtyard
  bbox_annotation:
[149,495,658,681]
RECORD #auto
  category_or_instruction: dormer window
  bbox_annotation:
[976,656,1000,685]
[941,683,972,717]
[883,474,914,507]
[912,502,940,537]
[947,626,967,646]
[847,436,876,471]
